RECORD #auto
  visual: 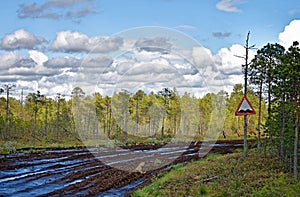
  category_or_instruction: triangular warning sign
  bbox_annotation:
[235,96,256,116]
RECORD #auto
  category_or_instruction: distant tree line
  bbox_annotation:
[0,85,264,145]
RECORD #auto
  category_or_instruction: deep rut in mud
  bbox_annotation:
[0,140,250,196]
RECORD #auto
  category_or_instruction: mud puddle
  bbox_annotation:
[0,140,251,196]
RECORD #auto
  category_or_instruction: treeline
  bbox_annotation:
[249,41,299,178]
[0,85,264,145]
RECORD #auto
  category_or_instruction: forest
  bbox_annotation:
[0,84,263,145]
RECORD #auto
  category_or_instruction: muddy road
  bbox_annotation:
[0,140,249,196]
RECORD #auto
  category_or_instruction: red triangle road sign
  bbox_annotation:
[235,96,256,116]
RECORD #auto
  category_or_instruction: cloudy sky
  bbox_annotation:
[0,0,299,99]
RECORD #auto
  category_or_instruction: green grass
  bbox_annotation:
[133,152,300,197]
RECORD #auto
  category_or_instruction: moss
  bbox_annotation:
[133,152,300,196]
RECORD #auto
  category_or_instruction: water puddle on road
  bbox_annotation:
[98,178,147,197]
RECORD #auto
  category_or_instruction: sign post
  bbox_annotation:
[236,31,256,158]
[235,96,256,116]
[235,95,256,158]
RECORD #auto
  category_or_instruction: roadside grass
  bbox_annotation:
[132,151,300,197]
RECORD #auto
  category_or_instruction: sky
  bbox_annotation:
[0,0,300,99]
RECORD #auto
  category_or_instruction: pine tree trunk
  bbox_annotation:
[108,106,112,138]
[257,80,263,151]
[279,94,286,160]
[34,107,37,137]
[55,100,60,140]
[135,99,139,135]
[148,116,151,136]
[44,102,48,137]
[124,110,128,138]
[5,90,9,139]
[161,107,165,138]
[294,100,299,179]
[174,116,177,135]
[267,71,272,141]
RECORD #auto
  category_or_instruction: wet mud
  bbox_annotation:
[0,139,253,196]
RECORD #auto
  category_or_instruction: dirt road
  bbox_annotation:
[0,140,248,196]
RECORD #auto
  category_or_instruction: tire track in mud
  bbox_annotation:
[0,140,248,196]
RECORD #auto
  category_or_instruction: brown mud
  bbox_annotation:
[0,139,255,196]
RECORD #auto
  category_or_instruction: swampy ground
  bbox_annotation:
[0,140,245,196]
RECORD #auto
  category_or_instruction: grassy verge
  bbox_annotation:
[133,152,300,196]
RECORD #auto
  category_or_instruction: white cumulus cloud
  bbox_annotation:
[0,29,46,50]
[51,31,123,53]
[215,44,245,75]
[51,31,89,52]
[279,19,300,49]
[0,52,22,69]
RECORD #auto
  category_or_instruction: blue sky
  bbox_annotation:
[1,0,299,52]
[0,0,300,98]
